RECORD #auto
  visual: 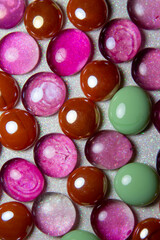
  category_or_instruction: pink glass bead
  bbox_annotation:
[32,192,76,237]
[85,130,133,170]
[0,158,44,202]
[152,100,160,133]
[99,18,141,63]
[47,28,92,76]
[0,32,40,75]
[22,72,67,117]
[34,133,77,178]
[132,48,160,90]
[0,0,25,29]
[127,0,160,30]
[91,199,135,240]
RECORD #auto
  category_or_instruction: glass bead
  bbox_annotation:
[59,98,100,139]
[0,158,44,202]
[22,72,66,117]
[85,130,133,170]
[32,192,76,237]
[156,150,160,176]
[80,60,120,102]
[108,86,151,135]
[61,230,100,240]
[0,201,33,240]
[91,199,135,240]
[67,166,107,206]
[99,18,141,63]
[24,0,63,40]
[152,100,160,132]
[34,133,77,178]
[114,163,159,206]
[47,29,92,76]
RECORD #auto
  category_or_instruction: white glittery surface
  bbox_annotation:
[0,0,160,239]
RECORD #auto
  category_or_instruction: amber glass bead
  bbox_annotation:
[0,201,33,240]
[59,98,100,139]
[0,109,38,150]
[24,0,63,40]
[67,166,107,206]
[80,60,120,102]
[67,0,108,31]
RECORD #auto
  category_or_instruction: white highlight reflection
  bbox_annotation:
[88,76,98,88]
[2,211,14,221]
[66,110,77,124]
[106,37,116,50]
[74,177,85,189]
[116,103,126,119]
[121,175,132,186]
[140,228,149,239]
[33,15,44,29]
[6,121,18,134]
[75,8,86,20]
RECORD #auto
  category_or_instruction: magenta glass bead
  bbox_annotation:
[0,0,25,29]
[85,130,133,170]
[99,18,141,63]
[91,199,135,240]
[34,133,77,178]
[32,192,76,237]
[152,100,160,132]
[132,48,160,90]
[0,158,44,202]
[47,28,92,76]
[22,72,67,117]
[127,0,160,30]
[0,32,40,75]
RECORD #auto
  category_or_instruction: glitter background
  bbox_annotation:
[0,0,160,239]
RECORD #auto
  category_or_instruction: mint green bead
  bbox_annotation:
[61,230,100,240]
[114,163,159,206]
[108,86,151,135]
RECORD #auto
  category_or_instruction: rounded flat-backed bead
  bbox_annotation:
[152,100,160,132]
[61,230,100,240]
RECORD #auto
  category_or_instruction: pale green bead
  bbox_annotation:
[61,230,100,240]
[108,86,151,135]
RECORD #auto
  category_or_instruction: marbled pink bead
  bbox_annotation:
[99,18,141,63]
[47,28,92,76]
[0,158,45,202]
[127,0,160,30]
[22,72,67,116]
[85,130,133,170]
[32,192,76,237]
[0,32,40,75]
[34,133,77,178]
[91,199,135,240]
[0,0,25,29]
[132,48,160,90]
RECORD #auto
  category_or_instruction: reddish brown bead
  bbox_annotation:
[67,166,107,206]
[24,0,63,40]
[0,109,38,150]
[80,60,120,102]
[0,202,33,240]
[67,0,108,31]
[59,98,100,139]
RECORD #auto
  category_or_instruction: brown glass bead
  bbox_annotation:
[132,218,160,240]
[0,71,19,110]
[59,98,100,139]
[0,109,38,150]
[0,202,33,240]
[67,0,108,31]
[80,60,120,102]
[67,166,107,206]
[24,0,63,40]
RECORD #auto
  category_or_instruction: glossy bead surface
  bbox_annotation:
[108,86,151,135]
[152,100,160,132]
[61,230,100,240]
[22,72,66,117]
[85,130,133,170]
[114,163,159,206]
[24,0,63,40]
[99,18,141,63]
[91,199,135,240]
[1,158,44,202]
[0,109,38,150]
[0,201,33,240]
[47,29,92,76]
[59,98,100,139]
[80,60,120,102]
[67,0,108,32]
[67,166,107,206]
[127,0,160,30]
[0,71,19,111]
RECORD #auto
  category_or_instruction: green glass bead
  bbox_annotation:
[61,230,100,240]
[114,163,159,206]
[108,86,151,135]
